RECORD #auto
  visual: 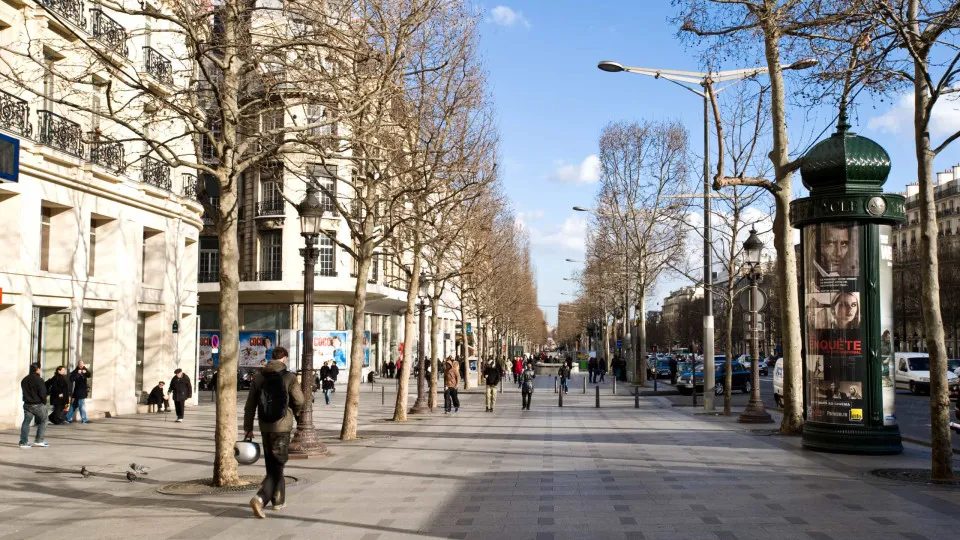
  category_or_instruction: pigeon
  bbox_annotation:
[126,471,138,482]
[80,466,92,478]
[129,463,149,475]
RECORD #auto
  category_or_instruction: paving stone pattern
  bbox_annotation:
[0,375,957,539]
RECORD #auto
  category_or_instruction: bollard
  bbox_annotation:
[595,385,600,408]
[583,376,587,394]
[559,388,563,407]
[554,377,558,393]
[382,386,385,405]
[635,385,640,409]
[500,378,503,394]
[613,378,617,395]
[654,373,658,392]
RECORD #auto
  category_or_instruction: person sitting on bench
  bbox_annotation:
[147,381,169,413]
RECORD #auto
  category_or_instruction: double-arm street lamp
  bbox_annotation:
[290,184,328,457]
[596,57,817,411]
[738,229,773,424]
[410,273,431,414]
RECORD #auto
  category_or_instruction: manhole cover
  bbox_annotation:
[157,475,298,495]
[869,469,960,488]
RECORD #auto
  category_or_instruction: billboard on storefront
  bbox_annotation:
[199,331,276,368]
[300,330,350,369]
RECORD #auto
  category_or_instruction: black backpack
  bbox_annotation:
[258,371,288,423]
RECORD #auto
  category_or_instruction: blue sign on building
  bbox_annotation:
[0,133,19,183]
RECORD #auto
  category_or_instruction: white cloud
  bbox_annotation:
[868,91,960,137]
[517,209,545,221]
[546,154,600,184]
[526,214,587,251]
[490,5,531,28]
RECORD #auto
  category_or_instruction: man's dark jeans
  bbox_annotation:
[521,387,532,409]
[444,387,460,411]
[20,403,47,445]
[174,400,185,419]
[258,432,291,507]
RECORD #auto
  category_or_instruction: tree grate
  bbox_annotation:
[157,475,298,495]
[869,468,960,488]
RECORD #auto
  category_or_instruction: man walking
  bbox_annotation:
[519,360,535,410]
[483,359,501,412]
[598,357,607,383]
[244,347,304,518]
[168,368,192,423]
[20,363,49,448]
[67,360,91,424]
[558,362,570,394]
[443,356,460,413]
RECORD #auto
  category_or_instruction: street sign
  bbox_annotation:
[743,313,765,324]
[739,287,767,312]
[616,339,623,348]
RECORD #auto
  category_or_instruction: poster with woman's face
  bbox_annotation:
[804,222,864,425]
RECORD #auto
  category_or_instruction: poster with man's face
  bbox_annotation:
[804,222,864,425]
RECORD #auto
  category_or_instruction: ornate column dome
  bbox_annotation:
[800,115,891,196]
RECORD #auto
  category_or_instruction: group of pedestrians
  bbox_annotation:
[18,360,98,448]
[379,359,404,379]
[316,361,339,405]
[145,368,193,422]
[587,357,607,383]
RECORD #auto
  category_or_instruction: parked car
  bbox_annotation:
[648,359,672,380]
[735,354,767,377]
[772,358,784,407]
[677,359,726,395]
[893,352,960,395]
[949,358,960,377]
[713,361,752,395]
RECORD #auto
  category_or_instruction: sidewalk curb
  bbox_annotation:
[900,435,960,455]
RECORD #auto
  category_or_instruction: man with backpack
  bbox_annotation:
[244,347,304,519]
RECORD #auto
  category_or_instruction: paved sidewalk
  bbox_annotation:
[1,376,958,539]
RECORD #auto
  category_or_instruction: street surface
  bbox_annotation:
[0,375,957,539]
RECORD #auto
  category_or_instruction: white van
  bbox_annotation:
[772,358,784,407]
[893,352,960,395]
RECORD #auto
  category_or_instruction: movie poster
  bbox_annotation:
[239,332,276,368]
[805,222,865,424]
[199,332,219,368]
[300,330,350,369]
[878,225,897,426]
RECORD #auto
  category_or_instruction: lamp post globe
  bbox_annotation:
[410,272,431,414]
[291,183,329,456]
[738,228,773,425]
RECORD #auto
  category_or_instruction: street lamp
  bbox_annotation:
[410,272,431,414]
[290,183,328,456]
[597,57,818,412]
[738,229,773,424]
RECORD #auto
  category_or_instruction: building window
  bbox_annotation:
[259,231,282,281]
[88,218,98,277]
[260,162,283,202]
[307,163,336,214]
[81,310,96,398]
[40,207,51,271]
[199,236,219,282]
[135,313,146,394]
[318,234,335,276]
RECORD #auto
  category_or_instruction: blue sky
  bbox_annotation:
[477,2,960,326]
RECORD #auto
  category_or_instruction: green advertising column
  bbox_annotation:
[791,113,904,454]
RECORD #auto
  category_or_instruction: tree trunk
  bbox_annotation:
[340,246,372,440]
[760,26,803,435]
[392,259,421,422]
[636,290,647,386]
[213,169,242,487]
[909,6,953,477]
[428,296,440,410]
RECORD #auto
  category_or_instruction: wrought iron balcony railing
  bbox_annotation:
[143,46,173,85]
[198,271,220,283]
[38,110,84,158]
[39,0,87,28]
[0,90,32,137]
[142,156,171,190]
[181,174,198,199]
[91,9,129,57]
[88,135,124,172]
[256,269,282,281]
[255,198,285,217]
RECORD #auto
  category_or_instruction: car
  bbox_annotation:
[949,359,960,377]
[648,359,672,380]
[713,361,752,395]
[893,352,960,395]
[734,354,767,376]
[772,358,784,407]
[677,359,727,395]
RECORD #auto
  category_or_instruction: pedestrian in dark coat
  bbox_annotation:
[67,360,91,423]
[46,367,69,425]
[329,363,340,392]
[598,358,607,383]
[147,381,169,412]
[20,363,48,448]
[168,369,192,422]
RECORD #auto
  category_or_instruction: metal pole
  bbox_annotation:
[381,385,384,405]
[290,233,326,456]
[410,296,428,414]
[739,270,774,423]
[702,87,715,412]
[559,387,563,407]
[595,385,600,408]
[613,377,617,395]
[635,385,640,408]
[583,376,587,394]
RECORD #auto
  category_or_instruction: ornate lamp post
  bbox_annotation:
[410,273,431,414]
[738,229,774,424]
[289,184,327,457]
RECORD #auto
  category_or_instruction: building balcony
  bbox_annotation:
[0,90,32,137]
[88,135,124,172]
[39,0,87,29]
[256,270,282,281]
[198,271,219,283]
[91,9,128,57]
[142,156,171,190]
[143,46,173,85]
[255,199,285,217]
[181,174,198,199]
[38,110,84,158]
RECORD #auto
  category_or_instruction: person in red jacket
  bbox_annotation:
[513,358,523,385]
